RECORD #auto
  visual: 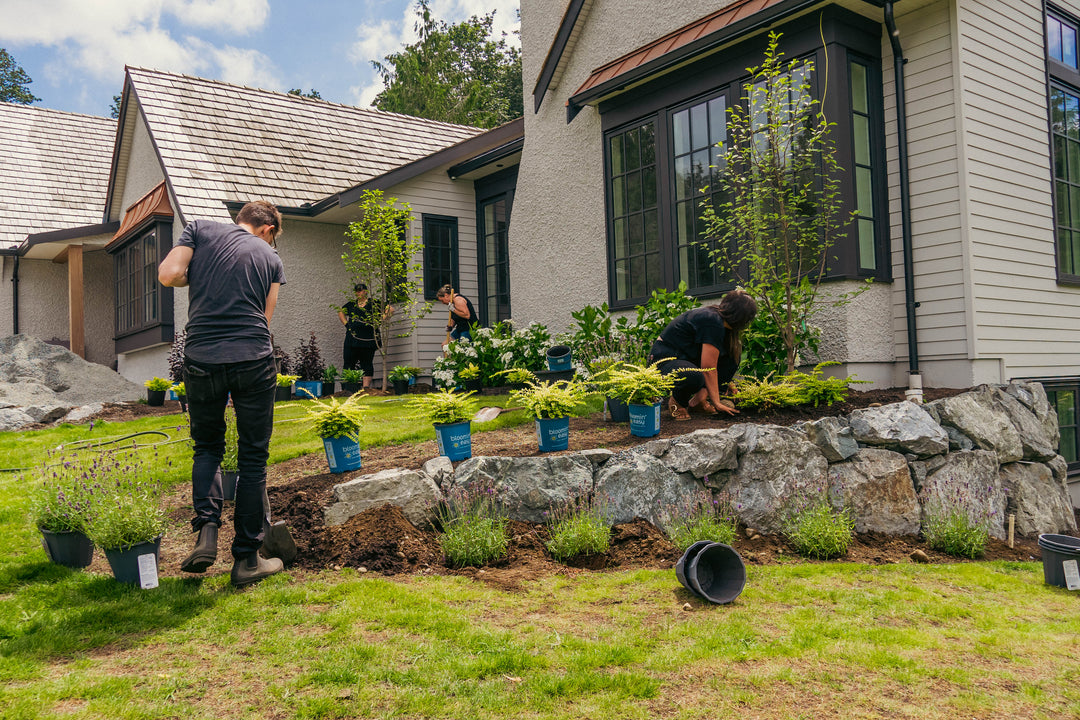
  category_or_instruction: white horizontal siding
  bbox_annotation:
[886,0,971,364]
[383,171,479,380]
[957,0,1080,379]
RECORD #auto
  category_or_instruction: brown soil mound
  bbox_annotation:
[118,384,1052,583]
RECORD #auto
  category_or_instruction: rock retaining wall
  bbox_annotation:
[324,382,1078,539]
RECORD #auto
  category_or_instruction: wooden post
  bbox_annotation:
[1008,514,1015,549]
[67,244,85,358]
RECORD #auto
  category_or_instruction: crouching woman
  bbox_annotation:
[648,288,758,420]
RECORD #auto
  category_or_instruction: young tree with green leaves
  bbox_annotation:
[0,49,40,104]
[341,190,430,389]
[371,1,522,128]
[703,32,863,375]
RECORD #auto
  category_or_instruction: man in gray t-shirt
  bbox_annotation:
[158,200,288,587]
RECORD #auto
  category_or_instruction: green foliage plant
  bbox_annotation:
[305,393,367,441]
[276,373,299,388]
[342,189,430,389]
[433,320,551,388]
[545,492,611,561]
[143,377,172,392]
[170,382,186,397]
[322,365,338,384]
[920,476,993,559]
[781,477,854,560]
[222,407,239,472]
[733,362,862,410]
[371,1,522,128]
[340,368,364,384]
[435,482,509,567]
[739,281,821,379]
[85,491,167,550]
[596,360,683,406]
[29,453,98,533]
[702,32,867,375]
[457,363,480,381]
[660,490,739,552]
[389,365,422,382]
[0,48,41,104]
[509,377,591,420]
[568,282,700,371]
[410,389,477,426]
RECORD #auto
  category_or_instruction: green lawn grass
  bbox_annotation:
[1,407,1078,719]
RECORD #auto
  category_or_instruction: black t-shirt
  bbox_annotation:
[449,294,478,332]
[650,306,727,365]
[177,220,286,364]
[342,299,383,347]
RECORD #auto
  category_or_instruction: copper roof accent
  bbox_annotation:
[109,181,173,247]
[571,0,787,99]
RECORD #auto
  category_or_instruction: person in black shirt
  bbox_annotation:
[649,288,758,420]
[338,283,393,388]
[436,284,478,345]
[158,200,287,587]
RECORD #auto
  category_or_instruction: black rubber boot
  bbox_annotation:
[180,524,218,573]
[230,553,283,587]
[259,521,298,566]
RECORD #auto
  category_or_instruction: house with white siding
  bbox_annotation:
[0,68,522,385]
[511,0,1080,479]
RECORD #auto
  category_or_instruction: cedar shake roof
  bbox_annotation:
[121,67,485,224]
[0,103,116,249]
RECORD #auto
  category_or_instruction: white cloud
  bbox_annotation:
[347,18,405,67]
[0,0,276,84]
[168,0,270,33]
[350,79,384,109]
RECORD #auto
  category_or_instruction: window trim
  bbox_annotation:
[422,214,460,301]
[597,5,888,309]
[1047,6,1080,285]
[1035,377,1080,476]
[107,217,173,354]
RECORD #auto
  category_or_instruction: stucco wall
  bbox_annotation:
[13,259,69,347]
[82,249,115,367]
[269,220,354,375]
[0,256,11,337]
[118,116,165,216]
[514,0,739,335]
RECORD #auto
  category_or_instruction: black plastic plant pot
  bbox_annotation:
[275,385,292,402]
[40,528,94,569]
[676,541,747,604]
[392,379,410,395]
[104,537,162,588]
[146,389,166,406]
[1037,533,1080,589]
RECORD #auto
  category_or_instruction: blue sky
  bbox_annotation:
[0,0,520,118]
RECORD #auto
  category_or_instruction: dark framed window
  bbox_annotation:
[476,167,516,326]
[108,218,173,353]
[598,6,888,308]
[423,215,458,300]
[1048,8,1080,282]
[1044,380,1080,475]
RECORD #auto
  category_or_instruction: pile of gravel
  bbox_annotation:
[0,335,144,430]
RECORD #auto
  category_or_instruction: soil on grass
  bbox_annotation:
[122,384,1051,587]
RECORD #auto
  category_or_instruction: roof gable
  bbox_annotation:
[0,103,116,248]
[120,68,485,224]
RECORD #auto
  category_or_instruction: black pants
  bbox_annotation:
[184,354,276,559]
[343,343,377,378]
[651,345,739,408]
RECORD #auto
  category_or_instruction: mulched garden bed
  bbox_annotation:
[132,384,1052,586]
